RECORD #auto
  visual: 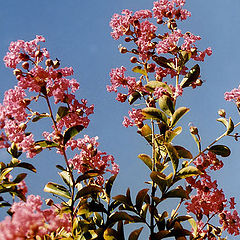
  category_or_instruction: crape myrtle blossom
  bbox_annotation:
[122,108,144,128]
[0,195,71,240]
[67,135,119,185]
[224,85,240,102]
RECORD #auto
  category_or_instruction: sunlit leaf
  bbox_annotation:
[170,107,189,127]
[63,125,84,145]
[145,81,172,94]
[59,171,73,187]
[142,107,167,123]
[103,228,119,240]
[165,143,179,174]
[150,171,172,193]
[208,145,231,157]
[138,154,152,170]
[140,124,152,144]
[35,140,58,148]
[165,127,182,143]
[227,117,234,135]
[174,146,193,159]
[44,182,71,199]
[175,166,202,180]
[132,66,147,76]
[32,113,50,122]
[158,95,175,116]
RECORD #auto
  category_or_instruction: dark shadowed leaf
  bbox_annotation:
[208,145,231,157]
[105,175,117,200]
[174,146,193,159]
[56,106,69,122]
[227,117,234,135]
[17,162,36,173]
[142,107,167,123]
[13,173,27,183]
[128,91,141,105]
[165,143,179,174]
[106,212,134,227]
[152,55,175,69]
[170,107,189,127]
[75,185,103,200]
[150,171,171,193]
[165,127,182,143]
[128,227,143,240]
[158,95,175,116]
[180,64,200,88]
[140,124,152,144]
[103,228,119,240]
[164,187,189,199]
[63,125,84,145]
[76,170,102,183]
[44,182,71,199]
[135,189,149,212]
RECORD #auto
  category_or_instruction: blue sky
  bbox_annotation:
[0,0,240,236]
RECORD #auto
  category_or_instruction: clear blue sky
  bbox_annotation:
[0,0,240,236]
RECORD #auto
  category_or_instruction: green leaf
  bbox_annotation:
[145,81,172,94]
[76,170,103,183]
[56,106,69,122]
[16,162,37,173]
[154,230,171,239]
[105,175,117,201]
[135,189,149,212]
[191,133,201,152]
[175,166,202,180]
[217,117,228,128]
[150,171,172,193]
[164,187,189,199]
[178,51,191,70]
[32,113,50,122]
[13,173,27,183]
[158,95,175,116]
[63,125,84,145]
[128,227,143,240]
[227,117,234,135]
[165,143,179,174]
[128,92,141,105]
[174,146,193,159]
[140,124,152,144]
[44,182,71,199]
[132,66,147,76]
[170,107,189,127]
[59,171,73,187]
[0,168,13,182]
[180,64,200,88]
[165,127,182,143]
[35,140,58,148]
[142,107,167,123]
[208,145,231,157]
[106,212,134,227]
[75,185,103,200]
[138,154,152,170]
[152,55,175,69]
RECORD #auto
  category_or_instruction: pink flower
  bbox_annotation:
[154,87,168,98]
[220,210,240,236]
[122,108,144,128]
[224,85,240,102]
[229,197,236,210]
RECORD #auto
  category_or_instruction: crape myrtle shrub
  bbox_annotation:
[0,0,240,239]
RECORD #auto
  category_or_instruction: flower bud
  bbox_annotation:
[35,50,43,58]
[133,20,140,28]
[124,25,132,35]
[45,199,54,206]
[157,19,164,24]
[91,148,98,157]
[53,59,60,69]
[218,109,226,118]
[33,145,43,154]
[147,63,155,73]
[19,123,27,131]
[119,46,127,54]
[130,56,138,63]
[195,79,203,86]
[76,109,84,116]
[56,72,62,78]
[125,37,131,42]
[190,126,198,135]
[13,69,22,76]
[45,59,53,67]
[19,53,30,61]
[87,143,94,151]
[131,49,139,54]
[22,62,29,70]
[22,98,31,106]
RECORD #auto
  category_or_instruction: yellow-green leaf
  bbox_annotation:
[142,107,167,123]
[44,182,71,199]
[170,107,189,127]
[132,66,147,76]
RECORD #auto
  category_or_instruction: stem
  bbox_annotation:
[189,121,240,165]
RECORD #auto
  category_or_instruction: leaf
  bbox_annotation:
[128,92,141,105]
[174,146,193,159]
[154,230,171,239]
[170,107,189,127]
[103,228,119,240]
[13,173,27,183]
[140,124,152,144]
[112,195,129,206]
[35,140,58,148]
[178,51,191,70]
[17,162,37,173]
[150,171,172,193]
[208,145,231,157]
[165,127,182,143]
[76,170,103,183]
[180,64,200,88]
[59,171,73,187]
[152,55,175,69]
[158,95,175,116]
[63,125,84,145]
[165,143,179,174]
[105,175,117,201]
[56,106,69,122]
[142,107,167,123]
[138,154,152,170]
[145,81,172,94]
[227,117,234,135]
[44,182,71,199]
[217,117,228,128]
[106,212,134,227]
[175,166,202,180]
[132,66,147,76]
[75,185,103,200]
[128,227,143,240]
[164,187,189,199]
[32,113,50,122]
[135,189,149,212]
[191,133,201,152]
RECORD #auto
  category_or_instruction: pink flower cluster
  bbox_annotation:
[0,195,71,240]
[67,135,119,185]
[224,85,240,102]
[122,108,144,128]
[186,152,240,236]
